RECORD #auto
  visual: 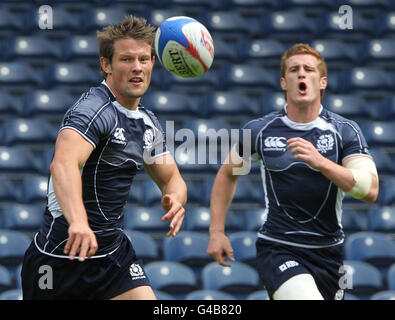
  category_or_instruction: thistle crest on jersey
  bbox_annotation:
[155,16,214,78]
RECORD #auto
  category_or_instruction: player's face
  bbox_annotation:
[280,54,327,107]
[102,38,154,109]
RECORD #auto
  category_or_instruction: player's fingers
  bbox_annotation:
[68,235,82,260]
[78,237,90,262]
[87,236,98,258]
[64,233,75,255]
[161,202,182,222]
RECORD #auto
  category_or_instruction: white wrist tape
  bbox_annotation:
[345,157,378,199]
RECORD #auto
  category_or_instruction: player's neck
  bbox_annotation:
[104,79,140,111]
[285,100,321,123]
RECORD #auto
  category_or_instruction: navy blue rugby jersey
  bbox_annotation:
[236,105,371,248]
[34,81,168,258]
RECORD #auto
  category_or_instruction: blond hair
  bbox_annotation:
[96,15,156,79]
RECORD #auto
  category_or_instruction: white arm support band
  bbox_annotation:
[344,157,378,199]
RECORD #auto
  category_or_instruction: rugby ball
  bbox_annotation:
[155,16,214,78]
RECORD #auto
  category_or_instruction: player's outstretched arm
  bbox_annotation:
[207,148,248,267]
[50,129,98,261]
[287,137,379,203]
[144,154,187,237]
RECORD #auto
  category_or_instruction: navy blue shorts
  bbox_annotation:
[21,234,151,300]
[255,238,344,300]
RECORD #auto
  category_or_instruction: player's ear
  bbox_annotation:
[100,57,112,75]
[320,76,327,90]
[280,77,287,91]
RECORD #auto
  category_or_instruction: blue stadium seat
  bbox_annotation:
[341,209,368,233]
[0,230,31,265]
[283,0,336,9]
[344,293,360,300]
[261,10,318,41]
[387,263,395,291]
[143,179,163,206]
[233,179,264,204]
[123,230,159,262]
[0,91,22,117]
[164,68,219,93]
[154,290,176,300]
[229,231,257,267]
[2,204,43,232]
[1,118,56,146]
[375,11,395,36]
[124,207,168,232]
[0,9,25,34]
[0,178,21,203]
[201,261,260,297]
[344,232,395,269]
[23,89,74,117]
[0,146,41,174]
[368,148,395,174]
[0,265,12,293]
[236,39,286,66]
[245,208,267,231]
[340,68,393,93]
[259,92,286,114]
[184,207,211,231]
[185,179,205,205]
[22,176,48,204]
[359,39,395,66]
[145,8,188,27]
[340,0,392,9]
[0,62,43,87]
[312,40,358,66]
[221,64,279,92]
[3,36,61,61]
[128,180,145,206]
[142,91,201,117]
[181,118,232,144]
[210,37,237,64]
[145,261,198,294]
[203,91,258,118]
[366,95,395,121]
[342,260,383,298]
[379,177,395,206]
[246,289,270,300]
[163,231,211,267]
[323,94,370,120]
[26,6,81,33]
[40,147,54,175]
[205,11,253,40]
[185,289,236,300]
[63,35,99,61]
[44,63,99,88]
[367,207,395,233]
[370,290,395,300]
[0,289,23,300]
[360,121,395,147]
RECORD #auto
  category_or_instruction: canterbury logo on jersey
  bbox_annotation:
[264,136,287,151]
[111,127,127,145]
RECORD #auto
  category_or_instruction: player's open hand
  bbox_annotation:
[161,194,185,238]
[64,221,98,262]
[207,231,235,267]
[287,137,326,170]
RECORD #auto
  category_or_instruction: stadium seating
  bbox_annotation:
[245,208,267,231]
[62,35,99,61]
[0,62,43,88]
[359,39,395,66]
[387,263,395,291]
[259,92,286,114]
[370,290,395,300]
[344,232,395,270]
[0,230,31,266]
[323,94,370,120]
[1,118,56,146]
[201,261,261,298]
[360,121,395,147]
[124,207,168,232]
[367,207,395,233]
[154,290,176,300]
[236,39,286,66]
[185,289,236,300]
[0,146,41,174]
[143,179,163,207]
[340,68,393,93]
[342,260,384,298]
[23,90,75,118]
[228,231,257,267]
[1,204,43,232]
[378,177,395,206]
[0,178,21,204]
[233,179,264,205]
[145,261,198,295]
[0,289,23,300]
[341,209,368,233]
[0,91,22,117]
[204,11,253,40]
[0,265,13,293]
[21,176,48,204]
[368,148,395,175]
[246,290,270,300]
[366,95,395,121]
[123,229,159,263]
[163,231,211,267]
